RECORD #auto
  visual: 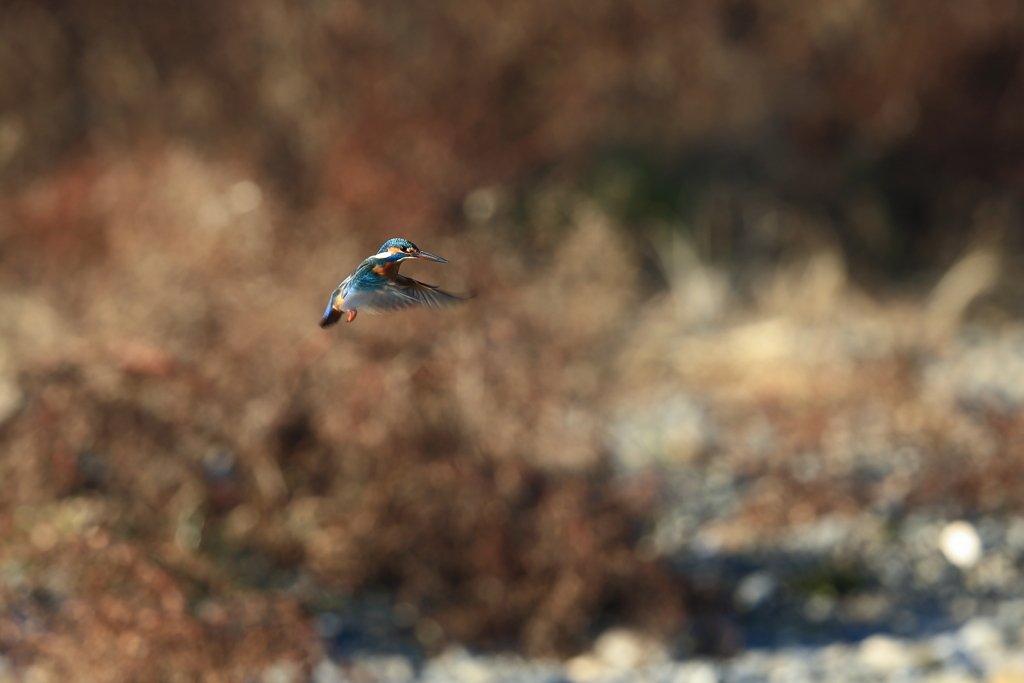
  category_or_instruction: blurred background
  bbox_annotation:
[2,1,1024,681]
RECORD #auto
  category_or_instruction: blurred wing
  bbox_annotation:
[342,277,465,314]
[394,275,467,309]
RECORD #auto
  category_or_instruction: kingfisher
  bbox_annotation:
[320,238,465,327]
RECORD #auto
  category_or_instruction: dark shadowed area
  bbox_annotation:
[1,1,1024,681]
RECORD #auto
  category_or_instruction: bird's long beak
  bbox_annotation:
[415,250,448,263]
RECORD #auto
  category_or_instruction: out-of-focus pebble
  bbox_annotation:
[672,661,719,683]
[959,618,1004,658]
[566,629,668,682]
[564,654,605,683]
[940,521,983,568]
[592,628,667,670]
[351,655,416,683]
[859,634,915,674]
[734,571,777,611]
[312,659,344,683]
[261,660,300,683]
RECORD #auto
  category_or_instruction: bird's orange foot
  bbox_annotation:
[346,310,358,322]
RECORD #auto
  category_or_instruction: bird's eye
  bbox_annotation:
[403,246,414,253]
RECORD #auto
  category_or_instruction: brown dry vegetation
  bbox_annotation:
[1,0,1024,680]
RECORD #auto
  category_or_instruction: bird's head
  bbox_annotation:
[374,238,449,264]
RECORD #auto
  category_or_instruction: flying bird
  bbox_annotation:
[320,238,466,327]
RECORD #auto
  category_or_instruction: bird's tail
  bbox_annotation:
[320,307,343,328]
